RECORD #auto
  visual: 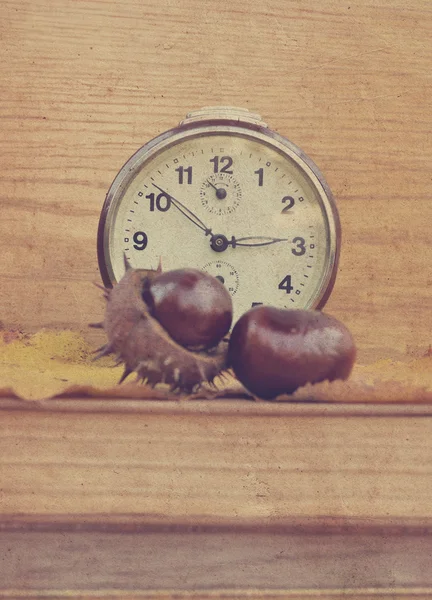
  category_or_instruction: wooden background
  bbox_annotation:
[1,0,431,363]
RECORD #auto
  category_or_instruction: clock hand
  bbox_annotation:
[206,179,218,191]
[206,179,227,200]
[209,234,289,252]
[152,184,213,237]
[232,236,289,247]
[152,185,287,252]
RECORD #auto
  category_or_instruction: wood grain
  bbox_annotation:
[0,0,431,362]
[2,591,432,600]
[1,402,432,520]
[2,529,432,591]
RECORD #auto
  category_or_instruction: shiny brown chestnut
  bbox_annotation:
[142,268,232,350]
[227,306,356,399]
[95,265,231,392]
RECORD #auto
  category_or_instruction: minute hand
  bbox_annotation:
[152,183,213,237]
[231,236,289,247]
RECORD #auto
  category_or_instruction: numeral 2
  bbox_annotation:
[281,196,295,212]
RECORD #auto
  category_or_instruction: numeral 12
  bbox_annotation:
[210,155,233,174]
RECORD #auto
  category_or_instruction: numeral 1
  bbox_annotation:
[254,168,264,186]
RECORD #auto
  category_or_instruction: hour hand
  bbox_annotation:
[231,236,289,247]
[209,234,289,252]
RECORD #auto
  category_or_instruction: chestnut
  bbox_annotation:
[227,306,356,399]
[96,265,231,392]
[142,268,232,350]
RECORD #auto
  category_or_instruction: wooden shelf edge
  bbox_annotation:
[1,587,432,599]
[2,514,432,534]
[2,397,432,417]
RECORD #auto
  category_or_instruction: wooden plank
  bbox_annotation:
[1,403,432,520]
[1,529,432,591]
[0,0,431,361]
[4,397,432,417]
[2,512,432,534]
[1,590,432,600]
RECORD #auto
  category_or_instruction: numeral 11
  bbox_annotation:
[175,165,192,184]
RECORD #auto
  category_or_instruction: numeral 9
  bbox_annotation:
[133,231,148,250]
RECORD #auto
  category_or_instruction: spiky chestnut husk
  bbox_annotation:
[97,267,230,392]
[227,306,356,399]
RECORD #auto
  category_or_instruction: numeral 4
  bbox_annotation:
[278,275,293,293]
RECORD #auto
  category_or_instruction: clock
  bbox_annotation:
[97,107,340,324]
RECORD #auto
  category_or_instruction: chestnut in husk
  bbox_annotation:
[95,265,232,392]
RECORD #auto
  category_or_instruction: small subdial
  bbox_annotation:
[200,173,242,216]
[202,260,240,296]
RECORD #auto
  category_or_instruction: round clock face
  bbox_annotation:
[98,123,340,325]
